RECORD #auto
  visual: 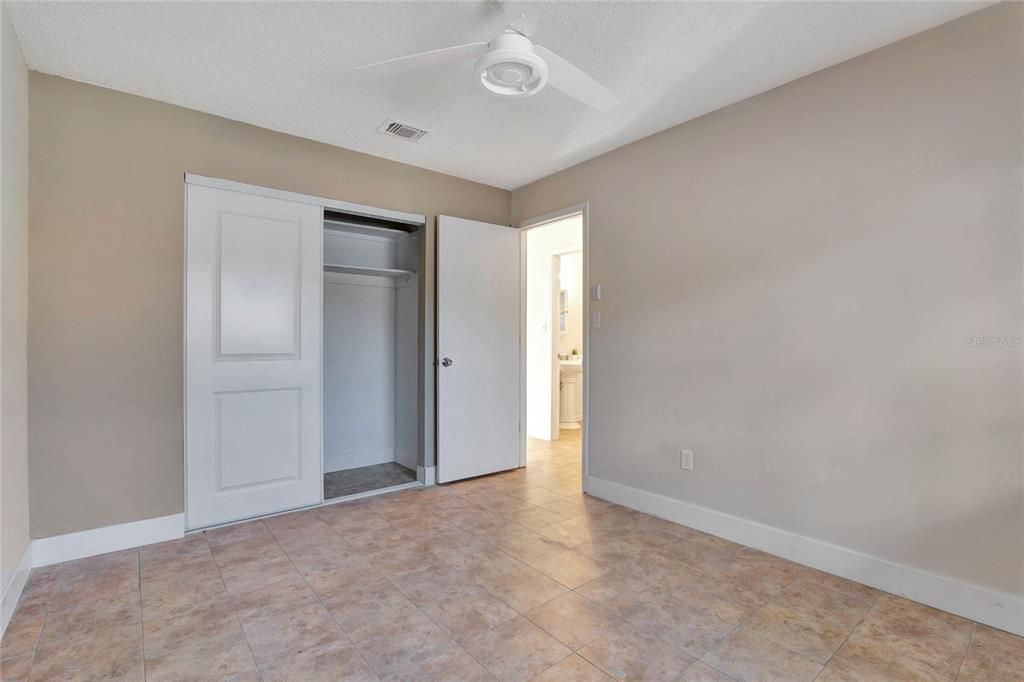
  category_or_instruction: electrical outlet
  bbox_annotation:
[680,449,694,471]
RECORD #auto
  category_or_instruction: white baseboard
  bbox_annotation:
[324,448,396,473]
[31,513,185,568]
[1,542,33,636]
[586,476,1024,637]
[417,465,436,486]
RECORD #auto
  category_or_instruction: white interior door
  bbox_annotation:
[186,184,322,529]
[437,216,520,483]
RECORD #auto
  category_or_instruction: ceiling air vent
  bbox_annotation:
[377,119,429,143]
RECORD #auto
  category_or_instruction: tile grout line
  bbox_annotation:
[518,587,622,680]
[565,560,705,677]
[529,651,577,680]
[699,619,744,680]
[203,530,265,680]
[20,572,49,682]
[420,490,545,677]
[572,477,990,682]
[952,621,977,682]
[377,485,578,679]
[372,525,497,679]
[137,549,147,682]
[392,490,523,679]
[380,554,499,679]
[696,569,811,681]
[32,571,57,678]
[421,622,499,680]
[264,518,380,679]
[24,551,142,680]
[810,585,882,681]
[563,535,760,679]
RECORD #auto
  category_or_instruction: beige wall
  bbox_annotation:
[513,3,1023,597]
[1,1,31,590]
[28,74,509,538]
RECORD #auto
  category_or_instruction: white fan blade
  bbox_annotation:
[535,45,620,112]
[356,42,488,77]
[503,1,542,37]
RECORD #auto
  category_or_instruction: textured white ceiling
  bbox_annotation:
[8,1,991,189]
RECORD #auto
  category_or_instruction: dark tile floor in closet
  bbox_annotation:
[324,462,417,499]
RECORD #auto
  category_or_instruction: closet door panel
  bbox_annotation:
[218,212,301,357]
[216,388,301,488]
[186,184,322,529]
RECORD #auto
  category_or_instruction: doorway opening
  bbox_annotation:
[521,210,586,493]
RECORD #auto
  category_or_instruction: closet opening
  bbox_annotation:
[322,210,423,501]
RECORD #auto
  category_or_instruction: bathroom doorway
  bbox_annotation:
[519,207,588,491]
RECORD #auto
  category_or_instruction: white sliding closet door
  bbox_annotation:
[437,216,520,483]
[186,184,322,529]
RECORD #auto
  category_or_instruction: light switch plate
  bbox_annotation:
[591,311,601,329]
[680,449,694,471]
[591,284,602,301]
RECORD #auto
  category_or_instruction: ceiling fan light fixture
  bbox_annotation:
[474,32,548,98]
[355,5,619,111]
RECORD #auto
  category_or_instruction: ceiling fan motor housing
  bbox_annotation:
[475,31,548,98]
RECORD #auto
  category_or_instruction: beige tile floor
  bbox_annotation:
[3,429,1022,680]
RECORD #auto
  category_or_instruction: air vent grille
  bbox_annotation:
[377,119,429,143]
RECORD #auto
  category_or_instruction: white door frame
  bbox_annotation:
[548,253,561,441]
[517,204,590,490]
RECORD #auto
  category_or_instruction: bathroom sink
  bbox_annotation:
[560,357,582,375]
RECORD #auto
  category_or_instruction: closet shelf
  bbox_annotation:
[323,218,415,241]
[324,263,416,278]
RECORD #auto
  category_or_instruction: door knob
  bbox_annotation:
[441,357,453,367]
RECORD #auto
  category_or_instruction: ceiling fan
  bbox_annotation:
[355,2,620,112]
